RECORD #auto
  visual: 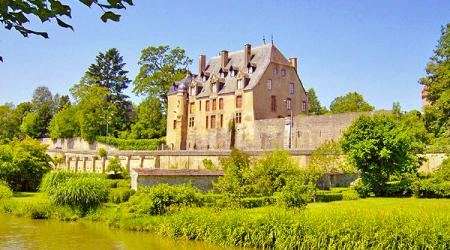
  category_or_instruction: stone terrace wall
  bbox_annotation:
[254,112,382,150]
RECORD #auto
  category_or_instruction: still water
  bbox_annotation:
[0,214,231,250]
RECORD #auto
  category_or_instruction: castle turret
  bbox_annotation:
[166,75,191,150]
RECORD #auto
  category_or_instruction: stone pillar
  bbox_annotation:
[92,156,97,173]
[83,157,88,172]
[66,156,71,171]
[74,156,79,173]
[140,156,145,169]
[102,157,106,173]
[154,155,160,169]
[126,156,132,172]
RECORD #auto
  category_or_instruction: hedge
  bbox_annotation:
[97,137,166,150]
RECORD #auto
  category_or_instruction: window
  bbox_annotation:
[189,102,195,113]
[274,67,278,76]
[202,75,207,82]
[286,98,292,110]
[211,115,216,129]
[212,83,217,92]
[290,82,294,94]
[248,66,253,74]
[267,79,272,90]
[199,100,202,111]
[189,117,195,127]
[237,79,243,89]
[220,114,223,128]
[206,100,210,111]
[236,95,242,108]
[271,96,277,112]
[281,69,286,77]
[173,120,177,129]
[191,87,196,96]
[302,101,307,112]
[212,99,217,110]
[235,112,242,124]
[219,98,224,110]
[231,70,236,77]
[206,116,209,128]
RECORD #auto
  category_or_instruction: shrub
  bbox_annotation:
[97,136,165,150]
[200,193,223,206]
[239,197,276,208]
[350,178,372,198]
[413,179,450,198]
[342,190,360,200]
[106,157,126,179]
[108,187,134,204]
[276,178,312,208]
[0,138,52,191]
[0,183,13,200]
[385,179,413,197]
[126,184,202,215]
[97,148,108,158]
[50,177,109,211]
[316,191,343,202]
[202,159,216,170]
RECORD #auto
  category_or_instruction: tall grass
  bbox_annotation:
[105,198,450,249]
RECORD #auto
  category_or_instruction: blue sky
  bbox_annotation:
[0,0,449,111]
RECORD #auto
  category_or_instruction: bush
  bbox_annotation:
[342,190,360,200]
[96,136,165,150]
[350,178,372,198]
[385,179,413,197]
[276,178,312,208]
[0,138,52,191]
[125,184,202,215]
[239,197,276,208]
[0,183,13,200]
[200,193,223,206]
[50,177,109,211]
[316,191,343,202]
[108,187,134,204]
[106,157,126,179]
[413,179,450,198]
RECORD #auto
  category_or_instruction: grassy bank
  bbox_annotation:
[2,193,449,249]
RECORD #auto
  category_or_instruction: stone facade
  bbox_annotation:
[166,43,308,150]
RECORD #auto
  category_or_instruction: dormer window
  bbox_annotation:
[212,83,217,92]
[230,70,236,77]
[237,79,243,89]
[220,72,225,78]
[248,66,255,74]
[191,87,196,96]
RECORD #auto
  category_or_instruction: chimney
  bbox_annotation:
[289,57,297,72]
[220,50,228,69]
[244,44,251,67]
[199,54,206,75]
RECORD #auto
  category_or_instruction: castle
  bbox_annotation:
[166,43,309,150]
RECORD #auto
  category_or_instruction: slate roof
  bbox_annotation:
[168,74,195,95]
[168,44,293,97]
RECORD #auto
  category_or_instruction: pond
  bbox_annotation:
[0,214,232,250]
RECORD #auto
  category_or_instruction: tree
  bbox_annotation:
[130,96,166,139]
[84,48,132,132]
[0,104,16,143]
[342,114,425,196]
[306,88,328,115]
[419,23,450,138]
[70,83,115,143]
[48,105,80,139]
[330,92,374,113]
[0,137,52,191]
[133,45,192,111]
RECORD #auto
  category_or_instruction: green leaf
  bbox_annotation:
[79,0,95,7]
[56,17,73,30]
[101,11,121,22]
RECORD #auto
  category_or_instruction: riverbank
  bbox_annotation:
[1,192,449,249]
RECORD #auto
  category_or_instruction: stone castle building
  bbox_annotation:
[166,43,309,150]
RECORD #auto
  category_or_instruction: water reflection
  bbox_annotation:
[0,214,232,250]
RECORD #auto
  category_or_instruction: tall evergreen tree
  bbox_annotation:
[419,23,450,137]
[84,48,131,133]
[307,88,328,115]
